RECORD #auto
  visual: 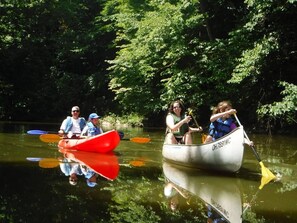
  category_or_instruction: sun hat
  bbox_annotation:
[88,113,100,120]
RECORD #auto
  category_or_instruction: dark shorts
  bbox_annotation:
[175,136,184,144]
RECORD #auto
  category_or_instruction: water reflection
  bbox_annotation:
[1,122,297,222]
[163,161,243,223]
[28,149,120,187]
[58,149,120,181]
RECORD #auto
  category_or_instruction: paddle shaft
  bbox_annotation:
[39,132,150,143]
[242,189,260,216]
[234,114,276,179]
[191,115,201,129]
[188,109,207,142]
[188,110,201,128]
[233,114,262,161]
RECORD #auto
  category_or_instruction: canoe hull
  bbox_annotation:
[162,126,245,172]
[58,130,120,153]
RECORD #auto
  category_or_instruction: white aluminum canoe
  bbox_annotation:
[162,126,245,172]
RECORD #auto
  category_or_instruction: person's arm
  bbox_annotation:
[210,109,237,122]
[80,125,88,138]
[189,126,203,132]
[58,119,67,135]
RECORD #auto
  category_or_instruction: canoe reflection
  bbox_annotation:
[59,149,120,187]
[163,162,242,223]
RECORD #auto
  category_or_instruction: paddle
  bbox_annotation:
[233,114,276,179]
[129,137,151,143]
[26,157,61,168]
[118,130,151,143]
[242,175,275,218]
[28,129,151,144]
[27,156,146,168]
[27,130,58,135]
[38,133,151,144]
[188,109,207,143]
[39,134,61,143]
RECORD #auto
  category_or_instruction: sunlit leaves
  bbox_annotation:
[105,1,191,114]
[229,34,279,83]
[257,82,297,124]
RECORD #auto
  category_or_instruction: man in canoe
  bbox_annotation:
[165,100,202,144]
[81,113,103,137]
[58,106,86,138]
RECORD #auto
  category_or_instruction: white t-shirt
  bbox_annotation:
[60,117,82,134]
[70,118,81,134]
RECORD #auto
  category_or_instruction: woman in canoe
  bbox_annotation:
[204,100,237,143]
[81,113,103,137]
[165,100,202,144]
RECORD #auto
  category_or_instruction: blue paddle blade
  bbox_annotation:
[26,157,43,162]
[117,131,124,139]
[27,130,48,135]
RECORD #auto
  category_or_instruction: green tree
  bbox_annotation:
[104,0,297,130]
[104,0,247,120]
[228,0,297,129]
[0,0,116,121]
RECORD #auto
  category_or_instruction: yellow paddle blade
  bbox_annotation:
[259,174,276,189]
[39,158,60,168]
[129,160,145,167]
[130,137,151,143]
[39,134,61,143]
[259,161,276,179]
[129,157,149,167]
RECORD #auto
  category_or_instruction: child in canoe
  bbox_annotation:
[204,100,237,143]
[81,113,103,137]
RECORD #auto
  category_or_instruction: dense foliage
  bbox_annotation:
[1,0,296,132]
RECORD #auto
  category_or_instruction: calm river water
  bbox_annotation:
[0,122,296,223]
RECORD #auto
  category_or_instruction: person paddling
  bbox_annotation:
[165,100,202,144]
[81,113,103,137]
[204,101,237,143]
[58,106,86,138]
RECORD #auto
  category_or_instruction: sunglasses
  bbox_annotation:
[72,110,80,113]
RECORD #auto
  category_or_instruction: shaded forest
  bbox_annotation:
[1,0,296,132]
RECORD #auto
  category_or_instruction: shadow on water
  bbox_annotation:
[0,122,297,222]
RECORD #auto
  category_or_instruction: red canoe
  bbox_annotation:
[59,149,119,180]
[58,129,120,153]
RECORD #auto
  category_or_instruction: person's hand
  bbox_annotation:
[67,131,73,138]
[183,116,192,124]
[80,135,88,139]
[228,109,237,115]
[58,130,64,136]
[197,126,203,132]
